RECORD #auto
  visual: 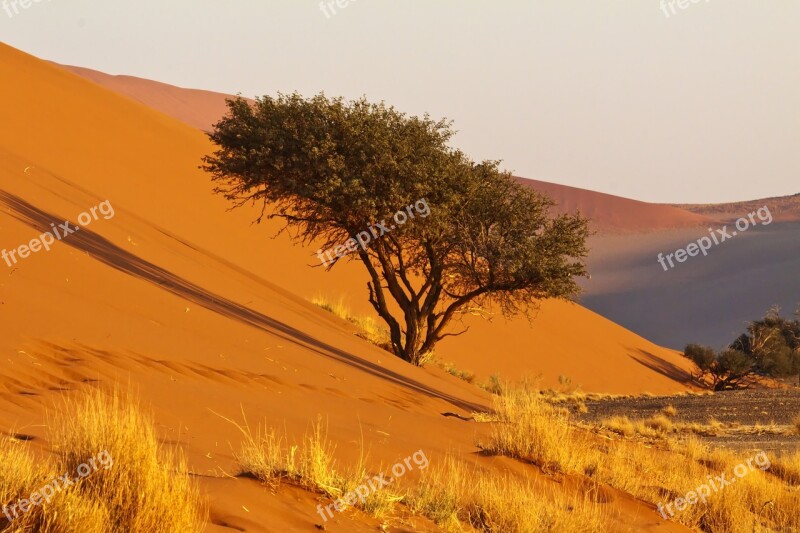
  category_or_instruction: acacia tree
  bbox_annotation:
[202,93,589,365]
[683,344,754,391]
[732,307,800,385]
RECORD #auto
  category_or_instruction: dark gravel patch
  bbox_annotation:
[574,389,800,454]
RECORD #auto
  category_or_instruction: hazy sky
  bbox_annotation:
[2,1,798,203]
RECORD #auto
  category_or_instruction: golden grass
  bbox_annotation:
[234,415,401,521]
[408,456,603,533]
[793,414,800,436]
[435,360,476,384]
[232,412,605,531]
[0,387,204,532]
[477,387,588,474]
[597,414,674,439]
[480,374,506,396]
[771,451,800,486]
[310,295,392,349]
[480,387,800,532]
[601,415,635,438]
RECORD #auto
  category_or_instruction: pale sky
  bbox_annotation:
[2,0,798,203]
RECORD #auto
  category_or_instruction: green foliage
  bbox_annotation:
[682,344,754,391]
[684,306,800,389]
[731,306,800,384]
[684,344,715,372]
[203,93,589,365]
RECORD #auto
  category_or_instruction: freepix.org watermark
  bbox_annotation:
[316,198,430,268]
[1,200,115,268]
[2,0,51,19]
[657,205,772,272]
[319,0,357,19]
[657,450,770,519]
[316,449,429,522]
[660,0,710,19]
[2,450,114,523]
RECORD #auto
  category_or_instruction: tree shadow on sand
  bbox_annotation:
[0,190,484,413]
[628,348,693,385]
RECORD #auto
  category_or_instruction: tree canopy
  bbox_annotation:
[202,93,589,365]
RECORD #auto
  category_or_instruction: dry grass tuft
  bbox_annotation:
[435,360,476,384]
[662,404,678,418]
[0,387,204,532]
[643,414,674,435]
[236,415,341,493]
[792,414,800,436]
[602,416,636,438]
[234,415,402,520]
[409,456,603,532]
[478,388,585,473]
[771,451,800,486]
[310,295,392,349]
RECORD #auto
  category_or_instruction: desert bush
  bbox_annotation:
[682,344,755,390]
[687,307,800,388]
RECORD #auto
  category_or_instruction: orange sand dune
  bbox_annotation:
[56,63,234,132]
[516,177,716,233]
[1,43,693,531]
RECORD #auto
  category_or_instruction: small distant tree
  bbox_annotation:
[684,306,800,390]
[202,93,589,365]
[683,344,754,390]
[732,306,800,386]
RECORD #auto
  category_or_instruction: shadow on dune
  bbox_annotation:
[628,348,692,385]
[0,190,485,413]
